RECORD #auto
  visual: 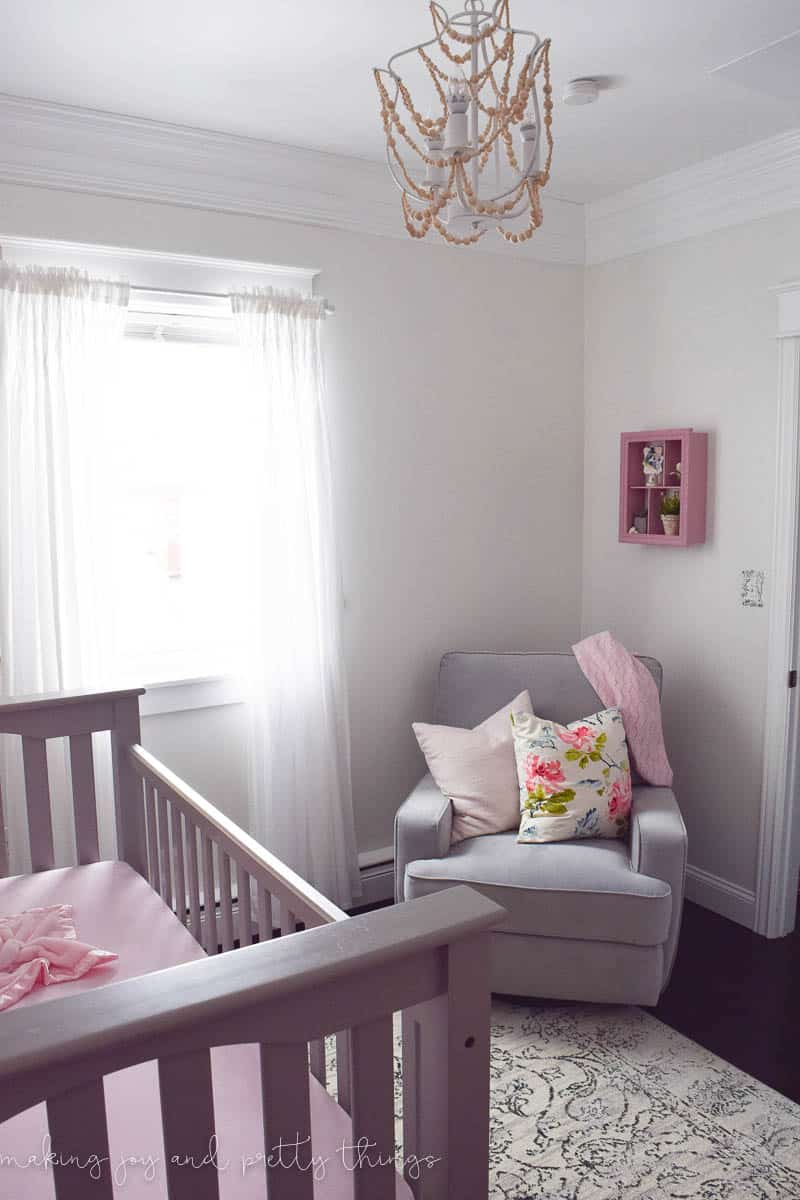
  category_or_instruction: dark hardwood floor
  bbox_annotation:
[653,899,800,1103]
[354,895,800,1103]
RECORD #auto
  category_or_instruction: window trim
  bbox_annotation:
[139,675,244,718]
[0,236,319,297]
[126,289,238,344]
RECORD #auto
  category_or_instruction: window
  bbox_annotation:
[0,238,318,694]
[106,291,253,684]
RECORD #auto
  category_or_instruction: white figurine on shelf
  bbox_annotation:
[643,443,664,487]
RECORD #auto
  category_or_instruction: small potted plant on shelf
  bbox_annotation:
[660,491,680,536]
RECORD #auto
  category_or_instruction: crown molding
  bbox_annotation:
[4,91,799,269]
[587,126,800,265]
[0,93,585,266]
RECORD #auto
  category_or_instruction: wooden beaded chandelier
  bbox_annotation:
[374,0,553,246]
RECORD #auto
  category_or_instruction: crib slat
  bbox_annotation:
[145,782,160,894]
[336,1030,352,1114]
[302,920,326,1084]
[68,733,99,864]
[236,862,252,947]
[22,736,54,871]
[159,1049,219,1200]
[157,789,172,907]
[280,902,297,937]
[172,808,187,924]
[349,1016,396,1199]
[201,833,218,954]
[47,1079,113,1198]
[260,1042,314,1200]
[257,888,273,941]
[309,1038,327,1087]
[0,772,7,878]
[185,821,202,943]
[219,852,234,952]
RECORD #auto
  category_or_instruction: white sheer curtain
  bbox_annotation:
[230,289,360,909]
[0,266,129,873]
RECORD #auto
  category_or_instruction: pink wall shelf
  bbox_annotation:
[619,428,708,547]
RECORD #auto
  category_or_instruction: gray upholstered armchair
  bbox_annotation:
[394,652,687,1006]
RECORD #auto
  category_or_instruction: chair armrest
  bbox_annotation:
[630,785,687,985]
[394,773,453,901]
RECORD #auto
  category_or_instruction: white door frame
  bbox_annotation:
[755,283,800,938]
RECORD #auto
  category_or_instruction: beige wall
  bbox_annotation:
[0,182,585,857]
[583,208,800,900]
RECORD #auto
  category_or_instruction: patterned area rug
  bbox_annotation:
[327,1001,800,1199]
[486,1001,800,1199]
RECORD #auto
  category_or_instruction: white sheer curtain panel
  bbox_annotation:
[230,289,360,909]
[0,266,129,873]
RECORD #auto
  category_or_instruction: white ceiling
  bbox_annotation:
[2,0,800,202]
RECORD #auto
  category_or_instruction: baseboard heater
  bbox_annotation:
[355,847,395,909]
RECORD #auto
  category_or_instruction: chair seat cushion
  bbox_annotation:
[404,833,672,947]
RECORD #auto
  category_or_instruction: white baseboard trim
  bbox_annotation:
[352,853,764,928]
[198,857,757,931]
[685,864,756,930]
[196,851,396,936]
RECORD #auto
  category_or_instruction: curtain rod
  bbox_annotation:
[130,283,335,316]
[0,249,334,314]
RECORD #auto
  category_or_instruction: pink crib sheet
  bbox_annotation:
[0,861,206,1004]
[0,863,413,1198]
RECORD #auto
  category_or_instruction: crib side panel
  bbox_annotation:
[0,887,503,1200]
[0,687,146,877]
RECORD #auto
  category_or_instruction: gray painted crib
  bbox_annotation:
[0,687,502,1199]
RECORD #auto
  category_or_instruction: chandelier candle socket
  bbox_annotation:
[374,0,554,246]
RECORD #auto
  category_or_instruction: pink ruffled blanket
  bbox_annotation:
[573,631,674,787]
[0,904,116,1012]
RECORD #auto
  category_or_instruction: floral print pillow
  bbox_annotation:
[511,707,632,843]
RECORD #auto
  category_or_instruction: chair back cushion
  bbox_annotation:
[435,651,662,730]
[414,690,532,844]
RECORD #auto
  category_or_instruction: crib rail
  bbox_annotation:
[128,743,346,948]
[0,687,504,1195]
[0,885,503,1200]
[127,744,351,1107]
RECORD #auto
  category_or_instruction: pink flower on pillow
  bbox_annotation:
[525,755,565,793]
[608,774,632,819]
[557,724,595,751]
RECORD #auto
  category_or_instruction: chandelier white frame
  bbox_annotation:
[374,0,553,246]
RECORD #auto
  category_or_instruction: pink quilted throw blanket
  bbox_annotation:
[573,631,674,787]
[0,904,116,1012]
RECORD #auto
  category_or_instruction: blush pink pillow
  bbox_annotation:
[413,691,533,843]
